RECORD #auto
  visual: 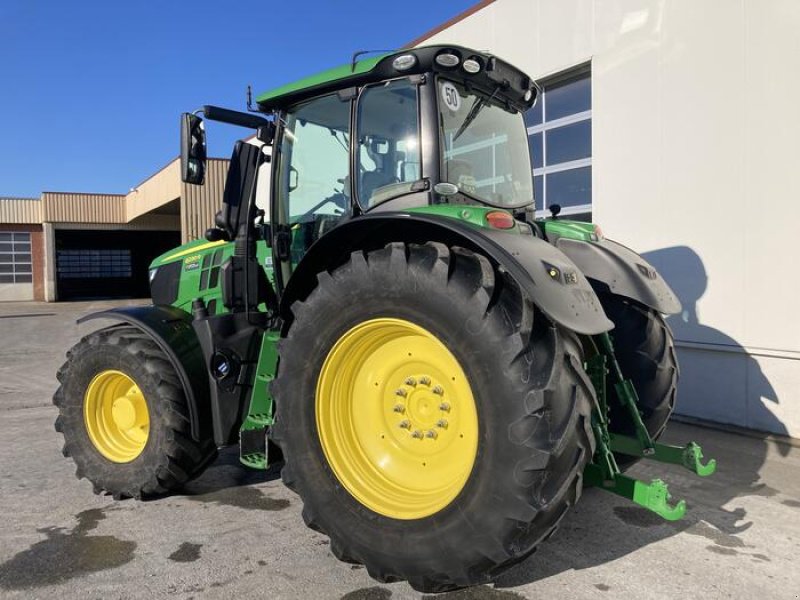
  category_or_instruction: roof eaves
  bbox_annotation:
[407,0,496,46]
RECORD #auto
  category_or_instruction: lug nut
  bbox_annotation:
[411,430,423,439]
[436,419,449,429]
[425,430,438,439]
[404,377,417,386]
[395,388,407,398]
[439,402,451,412]
[398,420,411,429]
[432,385,444,396]
[419,376,431,386]
[393,404,405,413]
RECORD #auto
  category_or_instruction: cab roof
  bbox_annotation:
[255,45,538,113]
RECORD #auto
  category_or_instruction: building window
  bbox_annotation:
[526,67,592,219]
[56,249,132,279]
[0,232,33,284]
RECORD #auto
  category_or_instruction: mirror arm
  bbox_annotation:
[202,105,271,130]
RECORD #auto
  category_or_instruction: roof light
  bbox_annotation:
[392,54,417,71]
[435,52,460,68]
[524,89,534,102]
[485,211,516,229]
[463,58,481,74]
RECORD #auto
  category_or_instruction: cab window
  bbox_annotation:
[276,94,351,264]
[355,79,421,209]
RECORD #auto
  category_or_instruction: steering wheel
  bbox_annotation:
[292,192,348,224]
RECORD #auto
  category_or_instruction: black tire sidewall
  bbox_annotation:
[598,294,678,469]
[601,295,677,435]
[59,333,174,494]
[277,248,583,577]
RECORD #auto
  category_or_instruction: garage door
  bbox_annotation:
[0,231,33,301]
[55,230,180,300]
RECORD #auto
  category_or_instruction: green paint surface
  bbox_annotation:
[240,330,280,470]
[150,239,274,314]
[150,238,226,269]
[540,218,598,242]
[407,205,523,232]
[256,54,388,106]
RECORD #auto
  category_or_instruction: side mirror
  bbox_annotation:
[180,113,207,185]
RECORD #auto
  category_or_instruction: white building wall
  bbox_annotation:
[420,0,800,437]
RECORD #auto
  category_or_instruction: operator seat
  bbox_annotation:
[360,170,398,208]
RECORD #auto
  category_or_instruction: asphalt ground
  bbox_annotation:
[1,300,799,599]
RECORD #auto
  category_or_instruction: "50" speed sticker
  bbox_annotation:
[441,81,461,112]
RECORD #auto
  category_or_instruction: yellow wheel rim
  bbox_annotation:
[83,370,150,463]
[316,318,478,520]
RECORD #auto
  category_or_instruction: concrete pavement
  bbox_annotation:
[1,301,798,599]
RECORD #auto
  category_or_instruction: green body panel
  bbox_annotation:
[149,236,280,470]
[150,238,226,269]
[256,54,388,106]
[539,218,599,242]
[149,239,275,314]
[406,205,523,233]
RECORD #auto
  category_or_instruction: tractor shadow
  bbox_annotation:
[495,245,791,589]
[178,447,288,511]
[643,245,787,438]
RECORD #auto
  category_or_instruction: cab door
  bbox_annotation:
[353,77,425,212]
[271,93,353,292]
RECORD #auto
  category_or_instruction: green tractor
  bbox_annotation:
[54,46,715,592]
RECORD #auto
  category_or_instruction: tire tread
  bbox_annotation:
[272,242,596,591]
[53,325,217,499]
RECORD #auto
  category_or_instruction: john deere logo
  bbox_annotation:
[184,255,202,271]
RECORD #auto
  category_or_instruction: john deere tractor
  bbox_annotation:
[54,46,715,592]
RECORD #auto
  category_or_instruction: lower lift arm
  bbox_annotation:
[585,333,716,521]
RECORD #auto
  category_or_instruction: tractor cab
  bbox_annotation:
[263,47,538,224]
[180,46,541,297]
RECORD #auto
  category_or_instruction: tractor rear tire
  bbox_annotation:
[599,294,679,469]
[54,325,217,499]
[272,242,596,592]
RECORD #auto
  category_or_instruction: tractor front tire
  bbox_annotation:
[272,242,595,592]
[54,325,217,499]
[600,294,679,469]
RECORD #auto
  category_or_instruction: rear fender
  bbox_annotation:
[77,305,212,443]
[280,212,613,335]
[553,237,682,314]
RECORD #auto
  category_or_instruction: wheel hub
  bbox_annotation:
[111,396,138,429]
[390,374,451,443]
[84,370,150,463]
[316,318,479,520]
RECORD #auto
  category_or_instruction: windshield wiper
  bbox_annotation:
[329,128,349,153]
[451,85,502,142]
[452,96,485,142]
